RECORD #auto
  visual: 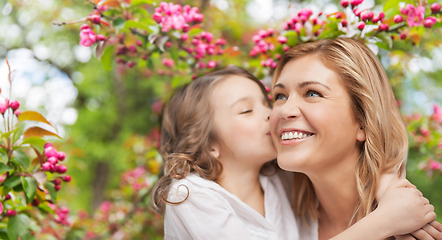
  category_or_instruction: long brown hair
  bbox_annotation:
[151,67,269,213]
[272,38,408,223]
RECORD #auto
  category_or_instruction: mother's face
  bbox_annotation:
[269,55,366,175]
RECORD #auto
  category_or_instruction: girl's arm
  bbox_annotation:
[330,179,439,240]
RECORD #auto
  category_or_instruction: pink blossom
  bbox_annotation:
[215,38,226,46]
[419,127,430,137]
[438,140,442,149]
[151,101,163,113]
[424,17,437,28]
[161,16,172,32]
[394,15,403,23]
[162,58,174,68]
[429,159,442,170]
[431,3,441,14]
[79,28,97,47]
[405,5,425,27]
[351,0,364,6]
[205,32,214,43]
[207,60,216,68]
[258,30,268,38]
[171,14,185,30]
[0,98,9,114]
[298,9,313,18]
[181,33,188,41]
[153,12,163,23]
[432,104,442,123]
[96,34,106,41]
[358,22,365,30]
[277,36,287,44]
[341,0,349,8]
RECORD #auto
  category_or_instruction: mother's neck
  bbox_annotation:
[307,158,359,238]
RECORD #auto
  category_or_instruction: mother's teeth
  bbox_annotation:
[281,131,311,140]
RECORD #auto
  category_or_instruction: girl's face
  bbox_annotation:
[211,75,276,169]
[270,55,365,174]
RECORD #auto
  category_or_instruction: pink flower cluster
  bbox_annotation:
[79,25,105,47]
[432,104,442,124]
[400,4,438,28]
[41,143,69,189]
[121,166,148,192]
[49,204,70,226]
[162,58,175,68]
[153,2,204,32]
[249,29,275,57]
[0,98,20,116]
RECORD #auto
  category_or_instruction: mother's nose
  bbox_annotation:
[277,97,301,120]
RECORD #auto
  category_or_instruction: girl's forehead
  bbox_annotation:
[210,76,265,105]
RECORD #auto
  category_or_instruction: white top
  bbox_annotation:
[164,170,300,240]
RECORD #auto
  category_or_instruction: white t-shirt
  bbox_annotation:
[164,170,300,240]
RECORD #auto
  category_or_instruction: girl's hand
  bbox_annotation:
[375,179,437,236]
[395,221,442,240]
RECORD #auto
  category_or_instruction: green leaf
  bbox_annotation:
[7,214,30,240]
[20,137,46,148]
[188,28,203,37]
[148,25,159,35]
[45,182,57,202]
[377,31,393,49]
[0,228,9,240]
[101,46,115,71]
[1,130,15,139]
[130,0,153,7]
[147,58,154,70]
[383,0,401,13]
[4,176,20,189]
[376,41,389,50]
[284,31,299,46]
[21,176,37,204]
[124,20,151,31]
[113,17,126,31]
[12,151,30,169]
[170,47,179,63]
[0,163,13,174]
[38,203,55,214]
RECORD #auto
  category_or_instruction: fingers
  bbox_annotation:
[422,224,442,240]
[395,234,418,240]
[430,221,442,232]
[424,208,437,224]
[411,229,434,240]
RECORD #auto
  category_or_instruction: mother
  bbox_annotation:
[270,38,439,239]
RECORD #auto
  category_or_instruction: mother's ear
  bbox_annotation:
[357,126,366,142]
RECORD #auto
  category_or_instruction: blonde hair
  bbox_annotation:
[151,67,270,213]
[272,38,408,223]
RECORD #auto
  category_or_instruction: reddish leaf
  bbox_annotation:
[224,46,240,57]
[100,18,111,27]
[24,127,61,139]
[97,0,121,8]
[32,147,45,165]
[18,111,55,129]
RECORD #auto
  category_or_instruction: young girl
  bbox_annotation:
[151,67,437,239]
[270,38,442,239]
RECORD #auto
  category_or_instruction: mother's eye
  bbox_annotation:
[306,90,322,97]
[274,93,287,101]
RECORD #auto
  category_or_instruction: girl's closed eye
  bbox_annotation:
[240,109,252,114]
